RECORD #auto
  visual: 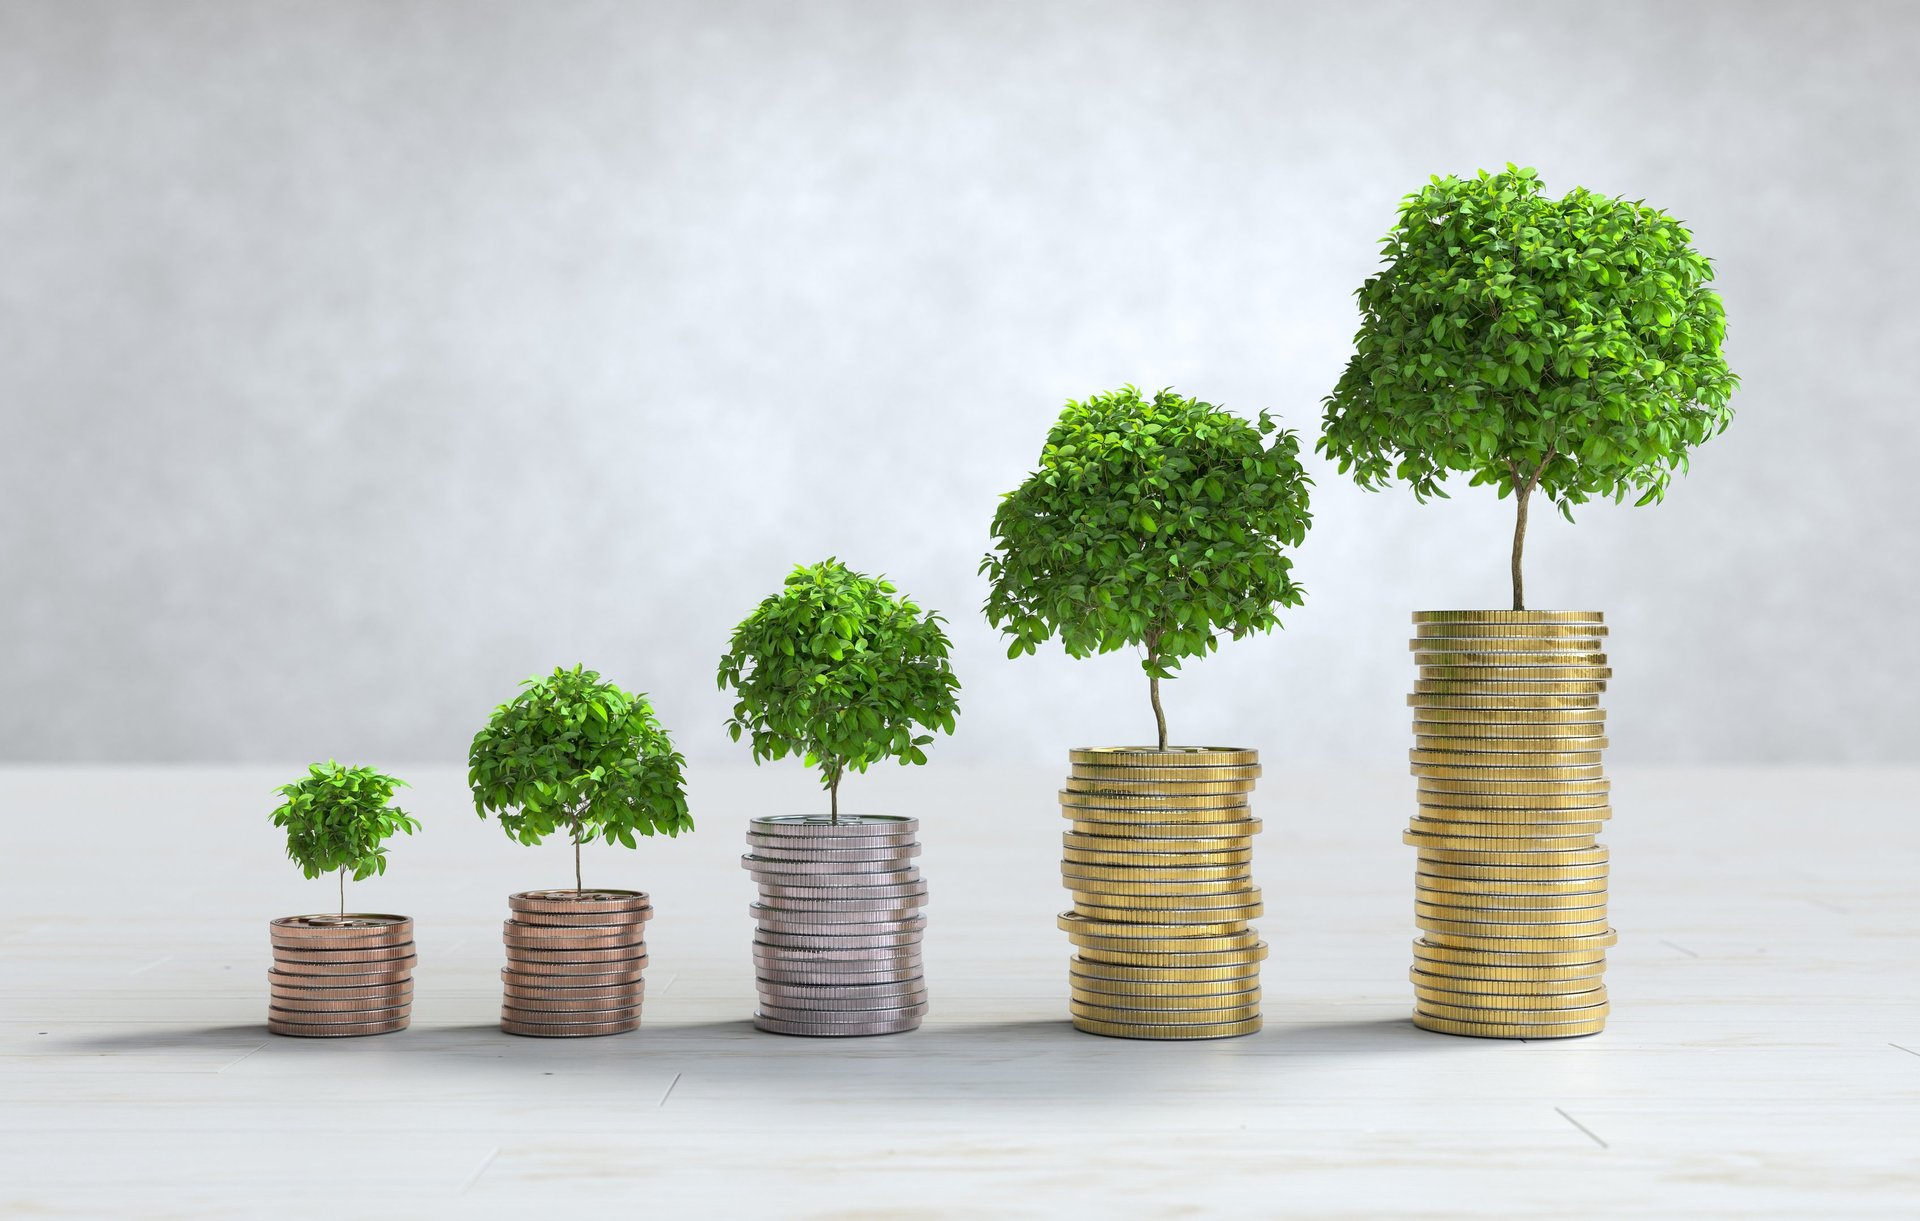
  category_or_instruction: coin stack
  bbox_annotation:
[743,815,928,1036]
[1058,747,1267,1040]
[499,889,652,1037]
[267,914,415,1037]
[1405,610,1614,1039]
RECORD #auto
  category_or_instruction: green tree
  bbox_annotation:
[982,385,1313,750]
[269,762,419,916]
[1319,165,1738,609]
[468,665,692,892]
[718,559,960,823]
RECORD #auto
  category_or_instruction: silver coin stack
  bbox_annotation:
[742,815,928,1036]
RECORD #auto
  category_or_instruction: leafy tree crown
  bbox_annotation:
[717,559,961,794]
[270,761,418,882]
[468,665,692,851]
[981,385,1312,680]
[1318,165,1737,516]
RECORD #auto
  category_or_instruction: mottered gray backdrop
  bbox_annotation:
[2,0,1913,767]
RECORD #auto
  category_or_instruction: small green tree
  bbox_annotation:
[982,385,1313,750]
[269,762,419,916]
[468,665,691,893]
[1319,165,1738,610]
[717,559,960,823]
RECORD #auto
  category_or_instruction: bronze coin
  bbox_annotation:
[500,1016,641,1037]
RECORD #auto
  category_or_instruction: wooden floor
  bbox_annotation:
[2,765,1916,1218]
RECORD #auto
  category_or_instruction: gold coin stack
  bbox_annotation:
[1059,746,1267,1040]
[267,915,415,1037]
[499,889,652,1037]
[1405,610,1614,1039]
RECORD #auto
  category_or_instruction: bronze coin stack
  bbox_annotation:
[499,889,652,1037]
[267,914,415,1037]
[1059,747,1267,1040]
[743,815,928,1037]
[1405,610,1615,1039]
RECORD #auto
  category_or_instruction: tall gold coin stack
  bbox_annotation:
[267,915,415,1037]
[1405,610,1615,1039]
[1059,746,1267,1040]
[499,889,652,1037]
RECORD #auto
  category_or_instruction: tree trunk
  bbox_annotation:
[337,867,345,917]
[1145,630,1168,751]
[1511,481,1531,612]
[573,818,583,895]
[829,769,841,825]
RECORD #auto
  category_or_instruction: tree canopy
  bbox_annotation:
[1319,165,1736,608]
[269,761,418,913]
[982,385,1313,747]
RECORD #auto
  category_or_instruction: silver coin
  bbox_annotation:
[750,904,923,925]
[756,997,929,1020]
[744,846,922,865]
[753,952,923,971]
[752,881,930,901]
[754,928,924,950]
[750,814,918,835]
[749,893,928,911]
[758,989,929,1013]
[742,855,921,875]
[754,965,925,986]
[752,1013,922,1037]
[754,978,925,999]
[745,832,918,853]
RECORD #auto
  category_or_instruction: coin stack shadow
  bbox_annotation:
[267,914,415,1037]
[1405,610,1614,1039]
[499,889,652,1037]
[1058,747,1268,1040]
[743,815,928,1036]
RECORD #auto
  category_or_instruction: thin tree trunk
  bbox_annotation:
[829,769,841,825]
[1511,482,1531,612]
[337,867,345,917]
[1145,629,1168,750]
[573,817,583,895]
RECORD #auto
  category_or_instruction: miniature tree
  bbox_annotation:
[983,385,1313,751]
[1319,164,1738,610]
[718,559,960,823]
[468,665,691,893]
[269,762,419,916]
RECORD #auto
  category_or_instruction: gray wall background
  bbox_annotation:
[2,0,1914,767]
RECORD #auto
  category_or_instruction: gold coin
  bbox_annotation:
[1415,724,1609,744]
[1413,706,1606,725]
[1420,928,1618,953]
[1414,886,1607,910]
[1070,996,1261,1022]
[1409,966,1604,992]
[1412,763,1605,782]
[1417,995,1609,1024]
[1073,898,1265,923]
[1069,986,1261,1012]
[1415,797,1610,818]
[1417,667,1613,684]
[1404,825,1600,848]
[1418,778,1610,796]
[1414,649,1609,666]
[1057,912,1251,939]
[1069,973,1261,998]
[1412,610,1603,625]
[1063,846,1251,867]
[1412,983,1607,1010]
[1412,1011,1606,1039]
[1409,693,1602,711]
[1064,777,1258,796]
[1071,764,1263,782]
[1058,790,1249,811]
[1070,886,1261,910]
[1067,817,1262,839]
[1068,930,1263,955]
[1416,844,1609,867]
[1068,747,1259,767]
[1413,681,1607,696]
[1063,830,1254,851]
[1069,956,1262,984]
[1411,749,1603,768]
[1411,937,1607,964]
[1072,1015,1263,1040]
[1411,636,1606,652]
[1418,913,1613,939]
[1068,877,1258,898]
[1415,872,1607,897]
[1062,861,1251,882]
[1414,619,1608,637]
[1413,732,1609,752]
[1073,942,1271,968]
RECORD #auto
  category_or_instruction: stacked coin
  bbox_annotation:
[1405,610,1614,1039]
[742,815,928,1037]
[499,889,652,1037]
[1059,747,1267,1040]
[267,914,415,1037]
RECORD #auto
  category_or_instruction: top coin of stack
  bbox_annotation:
[743,815,929,1037]
[1404,610,1614,1039]
[500,889,652,1037]
[267,914,416,1037]
[1059,747,1267,1040]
